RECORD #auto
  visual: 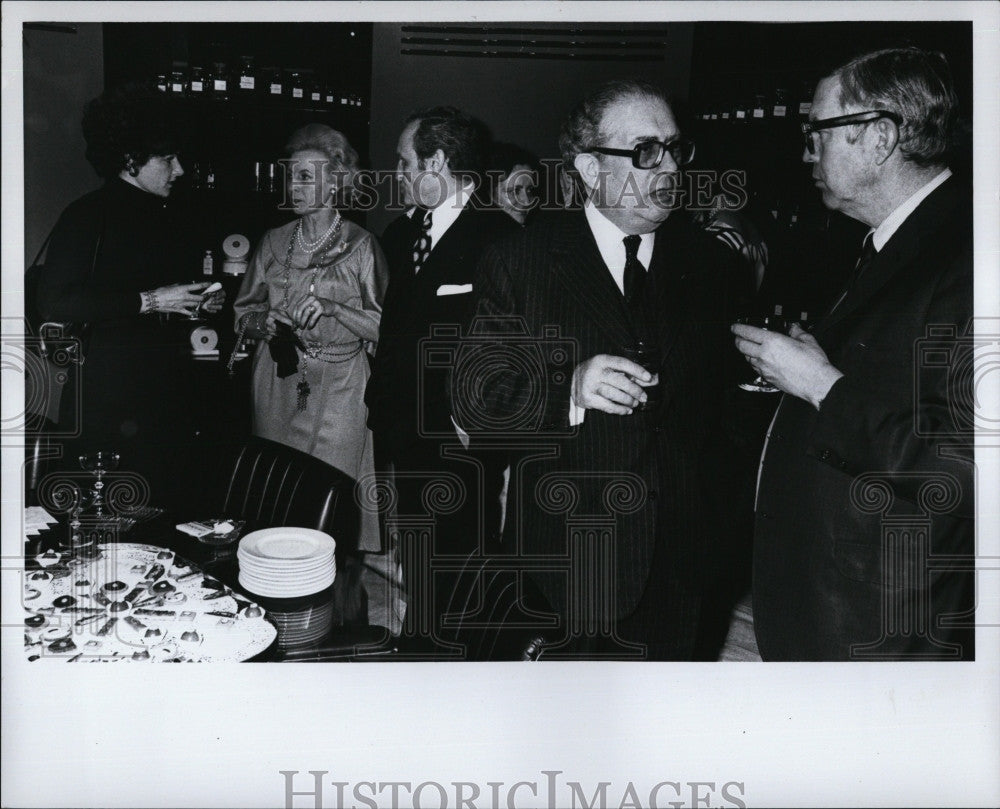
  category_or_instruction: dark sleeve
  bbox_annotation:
[36,199,141,323]
[807,253,974,517]
[452,241,574,437]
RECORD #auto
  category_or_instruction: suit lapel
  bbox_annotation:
[388,207,475,332]
[549,213,636,349]
[818,177,961,335]
[646,224,683,366]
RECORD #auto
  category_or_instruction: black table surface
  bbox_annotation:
[24,512,395,662]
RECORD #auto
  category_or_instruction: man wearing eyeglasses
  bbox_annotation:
[453,79,738,659]
[732,47,974,661]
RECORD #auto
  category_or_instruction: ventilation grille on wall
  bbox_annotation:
[400,25,671,61]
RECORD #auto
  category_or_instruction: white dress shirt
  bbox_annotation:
[583,198,655,293]
[570,201,655,425]
[870,167,952,251]
[425,181,475,255]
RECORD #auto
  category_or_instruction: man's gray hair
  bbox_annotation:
[832,46,958,168]
[558,78,671,170]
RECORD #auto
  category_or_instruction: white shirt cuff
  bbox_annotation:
[569,398,586,427]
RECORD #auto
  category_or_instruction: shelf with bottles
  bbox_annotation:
[693,81,816,127]
[156,59,367,113]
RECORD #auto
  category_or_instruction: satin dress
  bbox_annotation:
[234,218,389,551]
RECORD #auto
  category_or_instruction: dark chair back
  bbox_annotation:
[24,420,60,507]
[212,436,361,555]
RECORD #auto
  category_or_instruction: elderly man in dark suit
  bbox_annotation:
[733,47,975,661]
[453,79,738,660]
[365,107,517,631]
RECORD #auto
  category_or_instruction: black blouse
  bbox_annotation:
[38,178,194,333]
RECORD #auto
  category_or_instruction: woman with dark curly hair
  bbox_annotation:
[36,82,222,507]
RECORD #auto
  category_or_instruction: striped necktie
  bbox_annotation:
[412,208,433,273]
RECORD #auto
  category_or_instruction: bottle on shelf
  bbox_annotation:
[170,63,187,95]
[752,94,767,122]
[799,81,815,118]
[772,88,788,120]
[267,68,283,100]
[203,161,216,191]
[188,65,206,95]
[289,71,306,102]
[202,249,215,277]
[155,72,167,93]
[210,60,229,101]
[308,76,323,105]
[733,98,749,124]
[324,82,336,106]
[237,56,257,95]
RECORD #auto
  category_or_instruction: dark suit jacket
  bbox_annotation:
[454,209,737,623]
[365,205,518,458]
[753,176,975,661]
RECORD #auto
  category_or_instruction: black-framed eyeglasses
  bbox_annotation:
[801,110,902,155]
[588,138,696,169]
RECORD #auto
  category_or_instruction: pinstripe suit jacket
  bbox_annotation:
[456,209,736,622]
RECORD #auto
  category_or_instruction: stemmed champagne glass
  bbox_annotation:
[737,306,788,393]
[78,451,120,518]
[58,485,95,552]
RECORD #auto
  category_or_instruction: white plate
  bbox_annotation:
[238,569,334,588]
[238,562,334,580]
[237,553,334,572]
[239,527,335,561]
[238,570,336,598]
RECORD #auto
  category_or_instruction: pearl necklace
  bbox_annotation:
[295,211,342,252]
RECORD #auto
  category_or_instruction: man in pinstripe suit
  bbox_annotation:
[455,80,737,659]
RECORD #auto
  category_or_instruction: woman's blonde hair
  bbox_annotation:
[285,123,360,200]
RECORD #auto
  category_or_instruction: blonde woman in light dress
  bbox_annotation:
[234,124,388,553]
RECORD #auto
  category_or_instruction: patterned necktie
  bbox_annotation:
[831,232,877,313]
[622,234,645,308]
[412,208,433,274]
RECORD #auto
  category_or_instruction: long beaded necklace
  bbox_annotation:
[282,215,344,410]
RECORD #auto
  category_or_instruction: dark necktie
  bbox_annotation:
[831,232,877,313]
[623,234,645,308]
[412,208,433,274]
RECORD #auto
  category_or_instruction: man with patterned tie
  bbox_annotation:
[732,47,974,661]
[453,79,738,659]
[365,107,517,635]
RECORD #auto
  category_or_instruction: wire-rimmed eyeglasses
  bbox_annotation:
[588,138,696,169]
[801,110,902,155]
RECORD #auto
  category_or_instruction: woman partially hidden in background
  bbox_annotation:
[233,123,388,554]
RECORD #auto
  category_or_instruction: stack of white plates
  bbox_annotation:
[237,528,336,599]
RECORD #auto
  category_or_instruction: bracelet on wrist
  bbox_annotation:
[141,290,160,313]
